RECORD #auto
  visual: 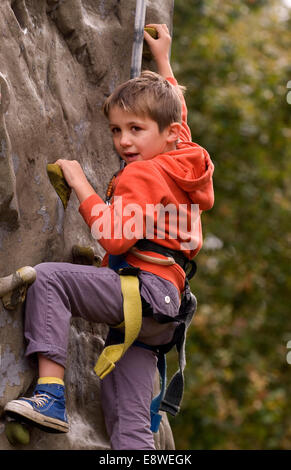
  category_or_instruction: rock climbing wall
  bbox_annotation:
[0,0,175,450]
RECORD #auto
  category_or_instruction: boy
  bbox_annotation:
[4,24,214,449]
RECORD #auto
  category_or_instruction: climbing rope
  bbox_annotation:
[130,0,147,79]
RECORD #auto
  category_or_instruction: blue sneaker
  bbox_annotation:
[4,383,69,433]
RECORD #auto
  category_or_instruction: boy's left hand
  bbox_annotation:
[144,24,172,64]
[144,24,173,79]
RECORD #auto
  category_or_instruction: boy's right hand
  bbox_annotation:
[54,159,87,189]
[54,159,96,203]
[144,24,174,78]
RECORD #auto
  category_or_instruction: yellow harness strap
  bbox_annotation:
[94,274,142,379]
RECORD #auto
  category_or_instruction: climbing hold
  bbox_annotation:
[143,27,158,60]
[72,245,102,267]
[0,266,36,310]
[5,420,30,446]
[0,72,20,230]
[47,163,72,210]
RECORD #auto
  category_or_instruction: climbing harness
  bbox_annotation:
[94,229,197,432]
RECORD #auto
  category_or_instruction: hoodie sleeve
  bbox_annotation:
[79,162,166,255]
[166,76,192,143]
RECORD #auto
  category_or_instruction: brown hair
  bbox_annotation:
[103,71,185,132]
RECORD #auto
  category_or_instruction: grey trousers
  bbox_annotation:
[24,262,180,450]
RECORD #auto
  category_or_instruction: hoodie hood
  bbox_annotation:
[154,142,215,211]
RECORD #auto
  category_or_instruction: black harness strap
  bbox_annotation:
[135,239,197,280]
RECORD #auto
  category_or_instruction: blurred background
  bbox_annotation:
[168,0,291,449]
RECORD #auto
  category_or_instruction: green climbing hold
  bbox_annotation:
[47,163,71,210]
[72,245,102,267]
[5,421,30,446]
[143,27,158,60]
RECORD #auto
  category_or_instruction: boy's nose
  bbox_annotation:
[120,133,132,147]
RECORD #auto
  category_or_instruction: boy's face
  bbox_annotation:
[109,106,175,165]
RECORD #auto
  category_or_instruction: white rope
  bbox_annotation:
[130,0,147,78]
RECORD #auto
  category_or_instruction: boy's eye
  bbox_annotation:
[132,126,142,132]
[110,127,120,134]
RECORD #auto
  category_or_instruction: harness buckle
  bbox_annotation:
[118,267,141,276]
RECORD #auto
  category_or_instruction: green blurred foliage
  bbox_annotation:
[169,0,291,449]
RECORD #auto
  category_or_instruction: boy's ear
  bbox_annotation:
[166,122,182,143]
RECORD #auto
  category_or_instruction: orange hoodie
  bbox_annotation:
[79,77,214,293]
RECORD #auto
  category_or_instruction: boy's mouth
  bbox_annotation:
[124,153,140,162]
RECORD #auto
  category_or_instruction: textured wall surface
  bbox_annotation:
[0,0,175,450]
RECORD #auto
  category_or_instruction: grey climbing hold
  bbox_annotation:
[0,266,36,310]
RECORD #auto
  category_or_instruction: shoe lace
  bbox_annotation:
[26,393,50,408]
